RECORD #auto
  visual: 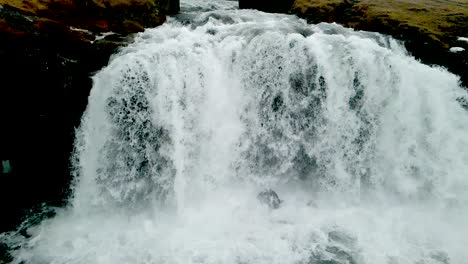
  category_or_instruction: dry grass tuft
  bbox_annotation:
[292,0,468,46]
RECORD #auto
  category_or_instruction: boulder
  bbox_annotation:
[239,0,294,13]
[257,189,282,209]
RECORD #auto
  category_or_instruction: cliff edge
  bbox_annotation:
[241,0,468,88]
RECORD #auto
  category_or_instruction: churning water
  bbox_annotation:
[2,0,468,263]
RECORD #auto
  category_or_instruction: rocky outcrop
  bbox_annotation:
[239,0,294,13]
[0,0,179,33]
[257,189,282,209]
[0,0,178,232]
[240,0,468,88]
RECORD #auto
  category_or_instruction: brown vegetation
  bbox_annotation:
[0,0,174,33]
[288,0,468,87]
[292,0,468,47]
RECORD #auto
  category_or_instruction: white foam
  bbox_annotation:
[450,47,465,53]
[92,32,116,44]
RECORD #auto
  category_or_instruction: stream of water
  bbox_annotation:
[2,1,468,263]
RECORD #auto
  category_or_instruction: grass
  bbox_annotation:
[291,0,468,46]
[0,0,49,14]
[0,0,161,14]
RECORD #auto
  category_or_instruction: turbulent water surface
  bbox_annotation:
[2,0,468,263]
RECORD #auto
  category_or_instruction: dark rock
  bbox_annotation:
[0,241,12,264]
[328,230,357,248]
[257,189,282,209]
[309,230,360,264]
[0,0,179,232]
[325,246,357,264]
[1,160,12,174]
[309,247,358,264]
[430,251,450,264]
[239,0,295,13]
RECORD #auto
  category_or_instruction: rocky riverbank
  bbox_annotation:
[241,0,468,88]
[0,0,178,232]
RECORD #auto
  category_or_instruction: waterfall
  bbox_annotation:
[2,1,468,263]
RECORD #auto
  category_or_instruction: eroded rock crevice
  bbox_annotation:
[0,0,179,232]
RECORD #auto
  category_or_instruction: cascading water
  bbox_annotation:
[2,0,468,263]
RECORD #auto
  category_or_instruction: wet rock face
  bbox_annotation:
[0,0,179,232]
[0,4,122,232]
[239,0,294,13]
[257,189,282,209]
[0,0,176,34]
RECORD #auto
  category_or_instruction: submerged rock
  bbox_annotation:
[430,251,450,264]
[308,230,360,264]
[1,160,12,174]
[328,230,357,248]
[257,189,282,209]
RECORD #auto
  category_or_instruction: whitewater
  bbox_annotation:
[2,0,468,263]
